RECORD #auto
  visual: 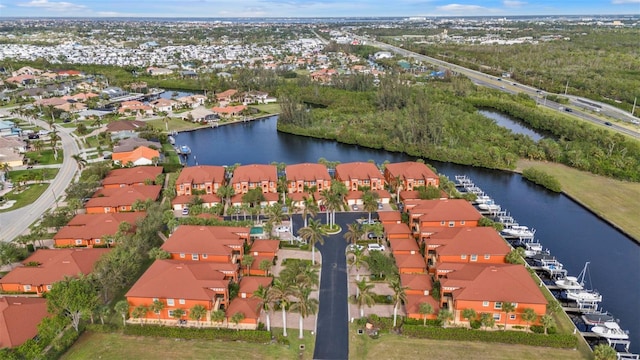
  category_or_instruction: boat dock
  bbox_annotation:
[454,175,637,358]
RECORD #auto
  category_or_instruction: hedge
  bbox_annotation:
[123,324,271,343]
[402,325,577,348]
[521,167,562,193]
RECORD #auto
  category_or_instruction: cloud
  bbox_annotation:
[436,3,487,12]
[17,0,87,11]
[611,0,640,3]
[503,0,527,7]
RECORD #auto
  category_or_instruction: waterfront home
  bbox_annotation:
[112,138,161,155]
[111,146,160,166]
[211,105,247,118]
[118,100,153,116]
[160,225,249,265]
[215,89,239,105]
[53,212,145,247]
[0,297,48,348]
[384,161,440,192]
[242,91,276,105]
[424,227,512,272]
[101,166,162,189]
[180,106,218,123]
[84,185,161,214]
[334,162,385,192]
[55,102,87,113]
[106,120,146,140]
[176,94,207,109]
[439,263,547,328]
[405,199,483,240]
[285,163,331,194]
[345,189,391,206]
[0,248,109,295]
[125,260,230,323]
[229,164,279,205]
[176,165,226,196]
[149,98,177,113]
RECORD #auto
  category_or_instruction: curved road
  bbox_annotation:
[0,112,80,242]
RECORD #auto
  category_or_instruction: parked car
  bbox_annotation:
[604,122,612,126]
[181,207,189,215]
[367,232,380,240]
[367,243,385,252]
[275,225,290,233]
[348,244,364,252]
[378,202,383,210]
[361,219,378,225]
[351,204,359,211]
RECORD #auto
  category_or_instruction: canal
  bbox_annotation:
[174,115,640,353]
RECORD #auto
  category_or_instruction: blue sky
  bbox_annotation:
[0,0,638,18]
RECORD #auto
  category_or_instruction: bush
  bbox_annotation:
[470,320,482,329]
[522,167,562,193]
[162,163,184,173]
[123,324,271,343]
[531,325,557,335]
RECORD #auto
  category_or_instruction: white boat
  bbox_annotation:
[565,288,602,303]
[501,225,535,238]
[591,321,629,340]
[521,239,548,257]
[179,145,191,155]
[478,200,501,212]
[555,276,583,290]
[581,311,615,326]
[168,135,176,145]
[475,195,492,204]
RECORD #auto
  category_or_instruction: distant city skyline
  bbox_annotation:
[0,0,638,18]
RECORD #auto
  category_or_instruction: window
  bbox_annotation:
[179,299,185,305]
[46,285,52,291]
[509,314,516,320]
[461,254,467,260]
[179,184,184,190]
[448,221,455,227]
[95,239,101,244]
[484,254,490,260]
[493,313,501,321]
[167,298,175,306]
[191,254,199,260]
[482,301,489,307]
[494,302,502,309]
[180,253,185,258]
[470,254,478,262]
[24,285,32,291]
[104,207,110,212]
[168,310,175,317]
[440,221,445,225]
[152,298,159,302]
[75,239,83,245]
[202,254,208,259]
[121,206,127,211]
[512,303,518,308]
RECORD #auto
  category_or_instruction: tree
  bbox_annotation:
[505,248,526,265]
[297,218,326,265]
[418,302,433,326]
[437,309,454,327]
[501,302,516,330]
[171,308,185,323]
[462,308,477,325]
[268,279,293,337]
[480,312,495,330]
[47,275,99,332]
[114,300,130,327]
[148,247,171,260]
[150,299,165,323]
[0,162,12,179]
[347,246,366,282]
[258,259,273,276]
[352,278,376,318]
[593,344,617,360]
[211,309,226,326]
[364,251,397,280]
[132,305,148,325]
[253,285,272,332]
[189,304,207,327]
[216,185,235,215]
[241,255,255,276]
[290,286,319,339]
[230,312,245,330]
[521,308,537,331]
[71,154,87,170]
[389,276,407,328]
[343,222,364,248]
[301,196,318,228]
[98,305,111,325]
[362,190,380,223]
[0,242,26,270]
[540,314,555,335]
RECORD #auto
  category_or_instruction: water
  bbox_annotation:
[176,116,640,352]
[158,90,201,100]
[480,109,545,141]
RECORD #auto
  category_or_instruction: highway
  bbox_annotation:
[352,35,640,139]
[0,110,80,242]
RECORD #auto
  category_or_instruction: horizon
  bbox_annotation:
[0,0,638,18]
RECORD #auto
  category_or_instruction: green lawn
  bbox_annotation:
[349,324,586,360]
[0,183,50,213]
[147,117,207,133]
[7,168,59,182]
[250,103,281,114]
[162,143,181,164]
[24,149,64,165]
[517,159,640,243]
[61,329,315,360]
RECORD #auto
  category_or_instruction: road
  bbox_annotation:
[349,35,640,139]
[0,111,80,242]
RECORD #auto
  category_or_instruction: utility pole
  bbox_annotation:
[632,97,637,117]
[564,80,569,95]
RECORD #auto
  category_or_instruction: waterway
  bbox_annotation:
[174,115,640,352]
[479,109,544,141]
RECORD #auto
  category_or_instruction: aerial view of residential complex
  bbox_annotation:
[0,1,638,359]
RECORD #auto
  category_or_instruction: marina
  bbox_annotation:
[455,175,637,358]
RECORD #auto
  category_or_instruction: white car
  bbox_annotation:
[367,243,385,252]
[275,225,290,233]
[181,207,189,215]
[361,219,378,225]
[348,244,364,252]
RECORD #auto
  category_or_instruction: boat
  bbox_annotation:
[474,195,492,205]
[555,276,584,290]
[581,311,615,326]
[521,240,549,258]
[168,135,176,145]
[591,321,629,340]
[179,145,191,155]
[565,288,602,303]
[501,225,535,238]
[478,200,501,212]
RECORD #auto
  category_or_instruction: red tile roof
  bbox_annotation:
[0,297,48,348]
[226,297,262,319]
[383,222,413,236]
[239,276,273,296]
[0,249,109,288]
[377,211,402,224]
[231,164,277,183]
[54,212,145,240]
[161,225,248,254]
[86,185,161,208]
[394,254,426,270]
[388,237,420,252]
[400,273,433,292]
[249,239,280,254]
[441,263,547,304]
[102,167,163,187]
[427,227,511,256]
[177,165,226,186]
[405,294,439,315]
[385,162,438,183]
[285,163,331,182]
[111,146,160,164]
[126,260,229,300]
[409,199,482,222]
[172,194,222,207]
[335,162,382,181]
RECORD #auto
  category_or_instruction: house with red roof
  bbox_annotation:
[176,165,226,196]
[245,239,279,276]
[424,227,511,273]
[211,105,247,117]
[102,166,163,189]
[118,100,153,116]
[215,89,239,104]
[285,163,331,194]
[0,248,109,295]
[383,222,413,241]
[84,185,161,214]
[126,260,231,322]
[387,237,420,256]
[238,276,273,299]
[384,161,439,192]
[406,199,482,240]
[229,164,279,205]
[111,146,160,166]
[439,263,547,328]
[161,225,249,265]
[394,253,426,274]
[225,297,262,329]
[334,162,385,192]
[149,98,177,113]
[0,297,49,348]
[378,211,402,225]
[53,212,144,248]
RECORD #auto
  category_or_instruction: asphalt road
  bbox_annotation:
[0,112,80,242]
[310,212,361,360]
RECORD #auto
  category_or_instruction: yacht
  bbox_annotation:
[474,195,492,205]
[555,276,584,290]
[581,311,615,326]
[565,288,602,303]
[591,321,629,340]
[478,200,501,212]
[501,225,535,238]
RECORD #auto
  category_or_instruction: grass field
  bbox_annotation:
[349,325,587,360]
[7,168,59,182]
[147,117,207,132]
[61,329,315,360]
[24,149,64,165]
[517,159,640,243]
[0,183,49,213]
[250,103,281,114]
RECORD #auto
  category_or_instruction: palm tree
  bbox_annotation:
[114,300,130,327]
[540,314,555,335]
[290,286,319,339]
[388,276,407,327]
[71,154,87,170]
[150,299,165,323]
[31,139,44,153]
[268,279,293,337]
[189,304,207,327]
[297,218,326,265]
[98,305,111,325]
[352,278,376,318]
[132,305,148,325]
[301,196,318,228]
[171,308,185,323]
[211,309,226,327]
[241,255,255,276]
[437,309,454,327]
[49,130,61,161]
[253,285,272,332]
[347,246,366,282]
[216,185,235,215]
[521,308,537,331]
[418,302,433,326]
[593,344,618,360]
[284,196,299,234]
[480,312,495,330]
[343,223,365,248]
[0,162,12,180]
[501,302,516,331]
[462,308,477,326]
[362,190,380,223]
[258,259,273,276]
[230,312,245,330]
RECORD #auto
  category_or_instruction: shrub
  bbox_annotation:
[123,324,271,343]
[522,168,562,193]
[470,320,482,329]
